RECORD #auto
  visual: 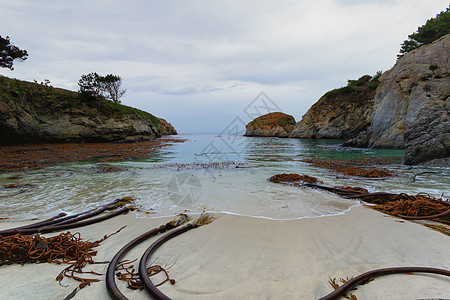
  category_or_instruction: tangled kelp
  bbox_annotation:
[371,193,450,219]
[0,232,96,266]
[115,259,175,290]
[269,173,319,184]
[0,230,122,289]
[302,158,396,178]
[0,198,133,298]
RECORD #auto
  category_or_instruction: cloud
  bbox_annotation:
[0,0,447,132]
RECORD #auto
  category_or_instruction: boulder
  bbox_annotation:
[244,112,296,137]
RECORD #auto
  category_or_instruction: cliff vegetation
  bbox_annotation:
[0,76,176,144]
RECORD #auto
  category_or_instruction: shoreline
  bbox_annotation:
[1,206,449,299]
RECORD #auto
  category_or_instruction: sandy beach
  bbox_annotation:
[0,206,449,300]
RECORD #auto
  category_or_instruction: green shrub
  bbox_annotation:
[372,71,383,81]
[368,83,379,90]
[358,75,373,82]
[429,64,439,71]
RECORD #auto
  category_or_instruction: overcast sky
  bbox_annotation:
[0,0,447,133]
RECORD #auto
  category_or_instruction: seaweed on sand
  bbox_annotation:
[0,228,123,289]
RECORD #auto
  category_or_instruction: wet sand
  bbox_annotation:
[0,206,449,299]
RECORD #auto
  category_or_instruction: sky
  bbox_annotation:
[0,0,448,133]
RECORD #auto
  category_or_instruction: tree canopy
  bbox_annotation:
[398,7,450,58]
[78,72,126,103]
[0,36,28,70]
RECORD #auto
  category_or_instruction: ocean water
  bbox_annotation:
[0,134,449,221]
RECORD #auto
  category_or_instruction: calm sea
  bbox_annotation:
[0,134,448,221]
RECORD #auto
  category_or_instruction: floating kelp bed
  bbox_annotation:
[0,197,135,299]
[301,158,397,178]
[0,138,185,172]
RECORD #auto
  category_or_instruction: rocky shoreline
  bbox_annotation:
[0,76,177,145]
[245,34,450,166]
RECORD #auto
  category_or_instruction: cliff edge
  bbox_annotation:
[0,76,177,144]
[289,76,378,139]
[157,118,177,135]
[346,34,449,165]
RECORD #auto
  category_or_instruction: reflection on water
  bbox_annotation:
[0,134,448,221]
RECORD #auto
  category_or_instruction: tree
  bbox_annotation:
[100,74,126,103]
[78,72,102,97]
[78,72,126,103]
[398,7,450,58]
[0,36,28,70]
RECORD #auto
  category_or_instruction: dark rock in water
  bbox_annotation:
[244,112,296,137]
[0,76,177,144]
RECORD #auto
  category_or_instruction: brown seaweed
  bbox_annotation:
[302,158,396,178]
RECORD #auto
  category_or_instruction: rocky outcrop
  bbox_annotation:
[289,79,377,139]
[244,112,296,137]
[0,76,176,144]
[157,118,177,135]
[346,34,449,164]
[403,98,449,165]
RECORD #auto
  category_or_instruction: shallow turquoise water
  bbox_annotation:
[0,134,448,221]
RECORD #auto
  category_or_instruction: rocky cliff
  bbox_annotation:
[346,34,449,165]
[0,76,176,144]
[244,112,296,137]
[157,118,177,135]
[289,77,377,139]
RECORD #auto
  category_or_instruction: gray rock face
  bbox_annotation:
[347,34,450,164]
[403,98,449,165]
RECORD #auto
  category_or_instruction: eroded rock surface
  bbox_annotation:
[0,76,177,144]
[346,34,449,164]
[244,112,296,137]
